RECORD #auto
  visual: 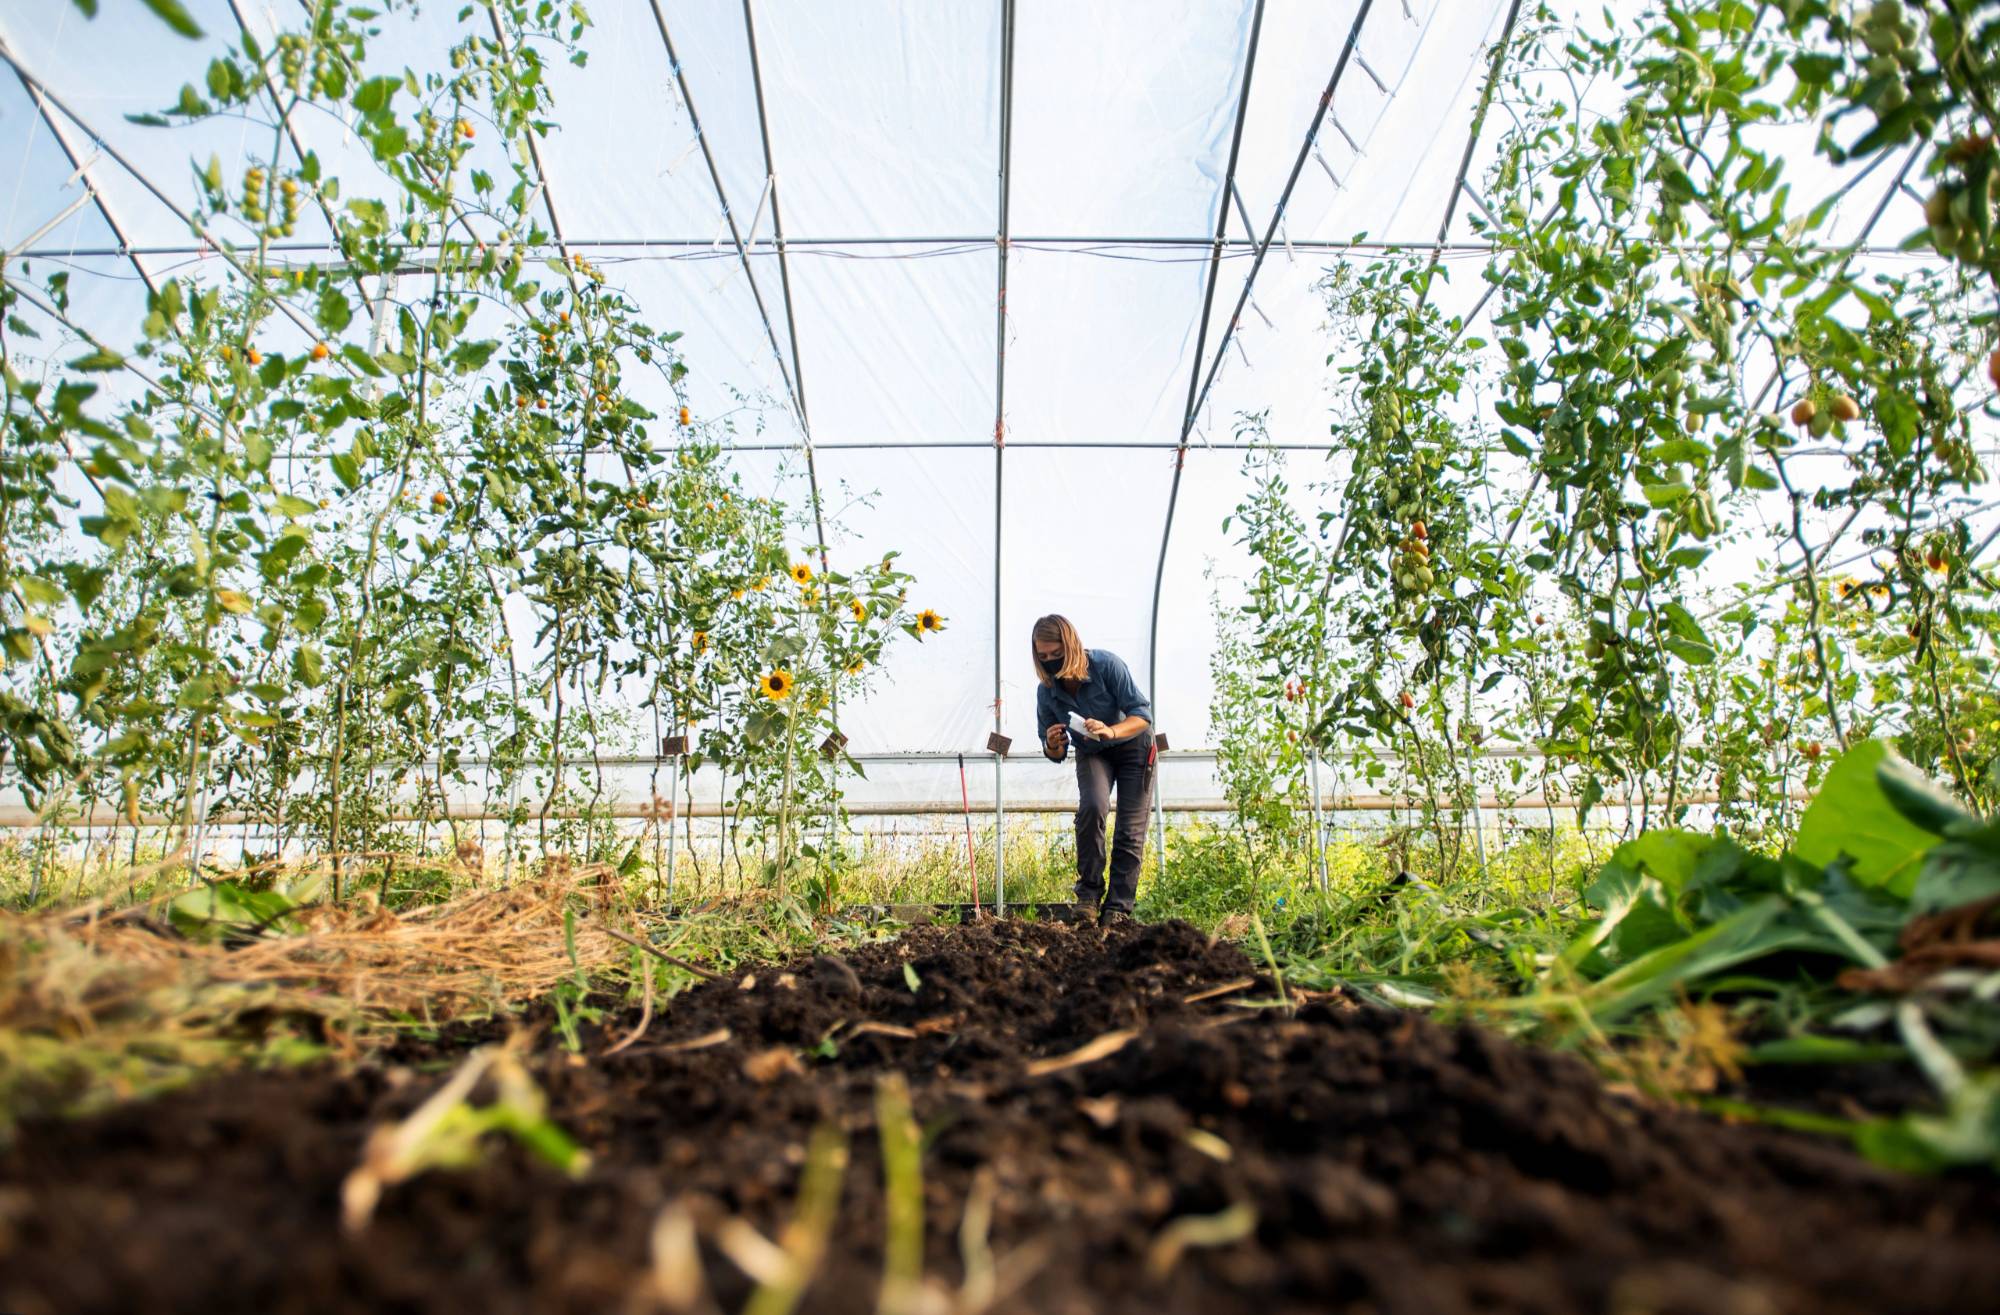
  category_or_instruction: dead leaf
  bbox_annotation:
[1182,977,1256,1005]
[662,1028,733,1053]
[1076,1095,1121,1128]
[850,1021,918,1040]
[1025,1029,1138,1078]
[743,1048,804,1083]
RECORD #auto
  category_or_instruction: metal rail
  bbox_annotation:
[12,236,1938,260]
[71,742,1578,772]
[1,789,1790,829]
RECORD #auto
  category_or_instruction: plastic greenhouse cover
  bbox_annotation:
[0,0,1991,819]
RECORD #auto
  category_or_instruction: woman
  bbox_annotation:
[1033,615,1153,926]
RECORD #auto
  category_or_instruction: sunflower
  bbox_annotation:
[846,657,866,676]
[803,586,821,608]
[759,668,794,700]
[751,576,770,592]
[730,587,745,601]
[850,598,868,622]
[692,630,709,653]
[1837,579,1857,599]
[790,562,813,585]
[917,608,943,635]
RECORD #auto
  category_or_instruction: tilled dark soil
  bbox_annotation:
[4,918,1998,1315]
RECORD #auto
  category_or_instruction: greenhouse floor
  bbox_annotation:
[5,919,1998,1315]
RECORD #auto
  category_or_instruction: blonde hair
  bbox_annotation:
[1031,614,1090,686]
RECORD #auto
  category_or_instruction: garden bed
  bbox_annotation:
[4,918,1998,1315]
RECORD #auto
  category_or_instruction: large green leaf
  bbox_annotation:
[1793,740,1937,898]
[1581,897,1830,1022]
[169,881,296,940]
[1594,828,1711,894]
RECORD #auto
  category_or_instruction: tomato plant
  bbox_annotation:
[1218,0,1997,860]
[0,0,939,899]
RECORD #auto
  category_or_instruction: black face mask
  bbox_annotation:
[1039,656,1063,677]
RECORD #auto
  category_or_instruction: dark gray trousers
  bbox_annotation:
[1074,736,1153,912]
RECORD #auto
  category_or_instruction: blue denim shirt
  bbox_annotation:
[1035,648,1153,760]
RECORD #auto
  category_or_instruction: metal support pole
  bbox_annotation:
[0,30,156,296]
[646,0,802,412]
[1149,0,1357,709]
[664,769,680,908]
[991,0,1017,916]
[1144,0,1264,711]
[1153,756,1170,881]
[737,1,841,877]
[1181,0,1378,439]
[1307,747,1329,894]
[1462,677,1489,874]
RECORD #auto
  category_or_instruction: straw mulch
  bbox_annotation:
[0,861,634,1127]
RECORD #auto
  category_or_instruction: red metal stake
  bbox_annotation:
[957,753,982,914]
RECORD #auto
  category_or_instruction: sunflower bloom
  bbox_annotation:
[692,630,709,653]
[731,587,745,601]
[850,598,867,622]
[790,562,813,585]
[803,587,821,608]
[917,608,943,635]
[759,668,794,700]
[751,576,769,592]
[846,658,866,675]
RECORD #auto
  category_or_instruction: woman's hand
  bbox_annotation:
[1044,724,1068,757]
[1082,718,1114,741]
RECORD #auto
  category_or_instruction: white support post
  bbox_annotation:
[1307,747,1329,894]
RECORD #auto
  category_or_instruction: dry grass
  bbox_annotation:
[207,874,628,1015]
[0,860,639,1131]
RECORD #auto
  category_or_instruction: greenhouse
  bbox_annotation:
[2,0,2000,1310]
